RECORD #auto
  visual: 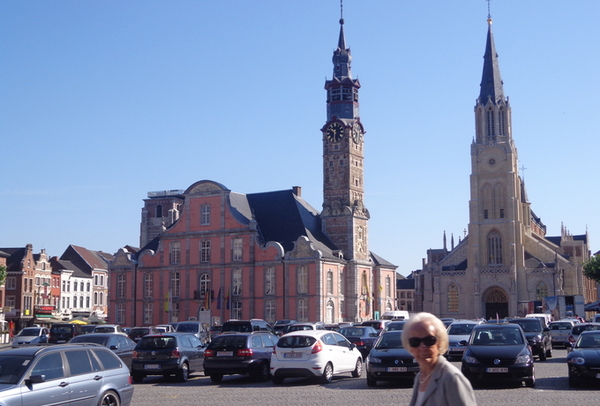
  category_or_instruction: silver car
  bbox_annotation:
[0,343,134,406]
[11,327,49,347]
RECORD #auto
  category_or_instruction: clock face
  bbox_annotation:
[352,123,363,144]
[326,122,345,142]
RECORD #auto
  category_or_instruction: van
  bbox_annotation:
[526,313,552,328]
[381,311,410,321]
[48,323,83,344]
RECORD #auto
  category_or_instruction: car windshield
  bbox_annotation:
[573,325,600,335]
[71,335,108,345]
[137,336,176,349]
[340,328,367,337]
[277,335,317,348]
[512,320,541,333]
[471,328,523,345]
[0,355,32,384]
[176,324,199,333]
[17,328,41,336]
[386,323,405,331]
[374,333,403,349]
[577,333,600,348]
[52,326,73,334]
[448,324,476,335]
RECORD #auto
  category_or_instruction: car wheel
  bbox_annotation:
[176,362,189,382]
[538,349,546,361]
[254,361,270,382]
[351,358,363,378]
[131,372,145,383]
[366,374,377,387]
[210,374,223,383]
[98,390,120,406]
[320,362,333,384]
[272,375,284,384]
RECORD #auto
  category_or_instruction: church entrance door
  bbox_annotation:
[483,288,509,320]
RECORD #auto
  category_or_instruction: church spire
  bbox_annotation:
[478,17,504,105]
[332,16,352,80]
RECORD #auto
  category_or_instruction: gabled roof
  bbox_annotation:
[59,245,110,274]
[51,258,91,279]
[0,247,27,273]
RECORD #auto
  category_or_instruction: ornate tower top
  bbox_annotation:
[478,9,505,106]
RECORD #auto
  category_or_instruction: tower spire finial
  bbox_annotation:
[487,0,492,24]
[340,0,344,24]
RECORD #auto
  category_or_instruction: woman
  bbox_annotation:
[402,312,477,406]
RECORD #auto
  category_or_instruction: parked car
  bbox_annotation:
[566,330,600,387]
[128,326,160,342]
[70,333,137,370]
[203,331,278,382]
[209,325,223,340]
[48,323,83,344]
[548,320,576,348]
[93,324,127,335]
[131,333,204,383]
[156,324,175,333]
[446,319,484,359]
[270,330,363,384]
[175,321,211,346]
[273,320,297,336]
[222,319,275,335]
[81,325,98,335]
[566,322,600,352]
[440,318,456,328]
[359,320,391,334]
[383,321,408,332]
[11,327,49,347]
[508,317,552,361]
[338,326,379,358]
[0,343,134,406]
[461,323,535,387]
[365,331,419,387]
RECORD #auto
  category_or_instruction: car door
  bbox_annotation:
[183,334,204,372]
[20,352,70,406]
[332,332,356,372]
[65,349,103,406]
[114,335,134,369]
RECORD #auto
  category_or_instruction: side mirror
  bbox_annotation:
[27,375,46,384]
[109,345,118,350]
[459,340,468,346]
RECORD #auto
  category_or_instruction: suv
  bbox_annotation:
[48,323,83,344]
[221,319,275,335]
[175,321,210,346]
[0,343,134,406]
[508,318,552,361]
[203,331,278,382]
[131,333,205,383]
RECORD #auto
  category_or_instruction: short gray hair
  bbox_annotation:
[401,312,449,354]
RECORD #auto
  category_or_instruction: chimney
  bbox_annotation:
[292,186,301,197]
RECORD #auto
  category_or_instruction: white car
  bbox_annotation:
[270,329,363,384]
[11,327,49,347]
[446,319,483,359]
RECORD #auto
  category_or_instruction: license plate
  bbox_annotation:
[283,352,302,359]
[387,367,408,372]
[144,364,161,370]
[217,351,233,356]
[486,367,508,373]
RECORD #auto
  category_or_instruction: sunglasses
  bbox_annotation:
[408,335,438,348]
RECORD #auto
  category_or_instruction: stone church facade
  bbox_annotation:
[108,17,397,327]
[415,18,595,320]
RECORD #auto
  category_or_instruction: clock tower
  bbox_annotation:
[321,17,369,261]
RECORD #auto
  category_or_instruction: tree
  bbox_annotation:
[583,254,600,284]
[0,265,5,286]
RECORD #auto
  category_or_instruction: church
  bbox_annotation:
[415,16,595,320]
[108,17,397,327]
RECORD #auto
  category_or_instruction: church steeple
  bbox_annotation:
[333,17,352,80]
[478,17,505,106]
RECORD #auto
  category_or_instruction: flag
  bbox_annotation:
[164,289,171,313]
[204,289,211,310]
[216,287,222,310]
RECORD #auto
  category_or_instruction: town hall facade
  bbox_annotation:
[108,17,397,327]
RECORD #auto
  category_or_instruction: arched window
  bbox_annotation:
[447,284,459,312]
[199,274,211,294]
[486,108,495,137]
[536,282,548,301]
[487,230,503,266]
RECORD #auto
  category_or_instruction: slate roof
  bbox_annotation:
[51,258,91,278]
[478,19,504,105]
[396,278,415,290]
[0,247,27,273]
[60,245,110,273]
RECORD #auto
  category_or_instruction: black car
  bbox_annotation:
[384,321,407,332]
[203,331,278,382]
[566,330,600,387]
[70,333,137,370]
[48,323,83,344]
[365,331,419,387]
[508,318,552,361]
[175,321,211,346]
[221,319,275,335]
[131,333,204,383]
[461,323,535,387]
[128,326,160,342]
[338,326,379,358]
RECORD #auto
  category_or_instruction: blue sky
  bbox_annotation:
[2,1,598,275]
